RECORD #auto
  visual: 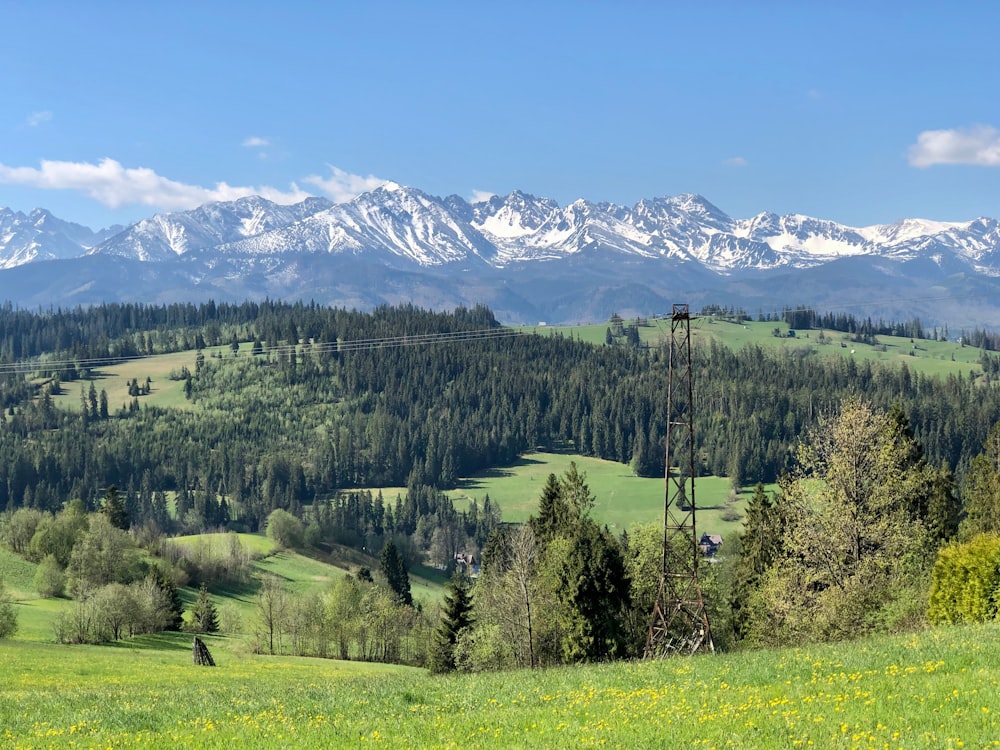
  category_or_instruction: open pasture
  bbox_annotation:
[446,452,761,538]
[3,622,999,748]
[521,317,986,380]
[48,348,209,413]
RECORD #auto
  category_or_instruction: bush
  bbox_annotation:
[928,534,1000,624]
[0,579,17,639]
[34,554,66,598]
[265,509,304,549]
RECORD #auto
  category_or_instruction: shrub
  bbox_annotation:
[34,554,66,598]
[928,534,1000,624]
[265,509,304,549]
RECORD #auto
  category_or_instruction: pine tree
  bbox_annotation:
[530,473,572,545]
[429,570,473,673]
[101,485,129,530]
[149,566,184,630]
[379,539,412,606]
[190,582,219,633]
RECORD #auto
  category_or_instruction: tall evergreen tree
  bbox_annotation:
[101,485,129,530]
[530,473,572,545]
[379,539,412,607]
[190,582,220,633]
[429,570,473,673]
[730,483,786,643]
[149,566,184,631]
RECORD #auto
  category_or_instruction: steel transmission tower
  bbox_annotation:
[644,304,714,657]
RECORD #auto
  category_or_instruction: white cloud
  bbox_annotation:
[0,158,310,210]
[242,136,270,148]
[26,110,52,127]
[303,165,387,203]
[469,189,495,203]
[909,125,1000,167]
[722,156,748,167]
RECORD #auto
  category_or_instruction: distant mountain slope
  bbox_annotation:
[2,185,999,326]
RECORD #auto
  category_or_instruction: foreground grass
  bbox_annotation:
[3,624,1000,748]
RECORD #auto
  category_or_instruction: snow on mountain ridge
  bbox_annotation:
[4,187,1000,280]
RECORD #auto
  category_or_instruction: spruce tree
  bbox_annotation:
[190,582,219,633]
[101,485,129,530]
[429,570,473,673]
[379,539,412,606]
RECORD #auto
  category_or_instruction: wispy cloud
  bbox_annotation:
[909,125,1000,167]
[242,136,270,148]
[722,156,748,167]
[26,110,53,127]
[469,189,495,203]
[303,165,387,203]
[0,158,390,211]
[0,158,310,210]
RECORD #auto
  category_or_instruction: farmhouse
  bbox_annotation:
[699,533,723,557]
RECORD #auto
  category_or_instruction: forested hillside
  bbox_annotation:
[1,301,999,531]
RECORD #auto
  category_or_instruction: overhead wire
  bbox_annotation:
[0,327,524,377]
[0,286,993,378]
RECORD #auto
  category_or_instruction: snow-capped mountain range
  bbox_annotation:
[2,184,999,326]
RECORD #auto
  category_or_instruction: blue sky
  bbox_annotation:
[1,1,998,230]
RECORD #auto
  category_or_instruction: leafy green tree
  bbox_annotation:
[66,514,141,595]
[429,570,473,673]
[0,578,17,638]
[190,582,220,633]
[1,508,44,555]
[255,574,287,655]
[379,539,412,607]
[928,534,1000,624]
[744,398,932,646]
[28,502,89,566]
[92,583,136,641]
[33,554,66,598]
[265,508,304,549]
[325,574,364,660]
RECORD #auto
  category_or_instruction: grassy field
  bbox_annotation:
[521,316,987,380]
[446,451,769,539]
[2,622,999,748]
[3,532,449,648]
[48,344,240,413]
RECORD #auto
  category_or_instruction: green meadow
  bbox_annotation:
[446,451,764,540]
[522,316,987,380]
[3,530,450,651]
[48,344,239,414]
[3,622,999,748]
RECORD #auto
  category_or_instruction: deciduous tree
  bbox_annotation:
[0,579,17,638]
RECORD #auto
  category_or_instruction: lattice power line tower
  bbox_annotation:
[645,304,714,657]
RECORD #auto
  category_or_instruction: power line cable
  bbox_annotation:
[0,327,523,377]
